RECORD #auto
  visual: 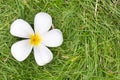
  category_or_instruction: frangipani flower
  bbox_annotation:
[10,12,63,66]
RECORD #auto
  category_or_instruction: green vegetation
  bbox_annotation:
[0,0,120,80]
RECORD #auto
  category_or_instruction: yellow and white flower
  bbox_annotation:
[10,12,63,66]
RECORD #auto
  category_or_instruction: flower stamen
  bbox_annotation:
[30,33,42,46]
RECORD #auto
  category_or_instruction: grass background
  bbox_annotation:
[0,0,120,80]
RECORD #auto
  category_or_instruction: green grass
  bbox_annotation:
[0,0,120,80]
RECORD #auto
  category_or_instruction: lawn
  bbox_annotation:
[0,0,120,80]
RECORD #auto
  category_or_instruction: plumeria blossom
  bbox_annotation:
[10,12,63,66]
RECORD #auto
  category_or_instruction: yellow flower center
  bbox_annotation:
[30,33,42,46]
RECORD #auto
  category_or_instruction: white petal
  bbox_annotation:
[34,44,53,66]
[42,29,63,47]
[11,39,33,61]
[34,12,52,34]
[10,19,34,38]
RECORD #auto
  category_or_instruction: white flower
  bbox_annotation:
[10,12,63,66]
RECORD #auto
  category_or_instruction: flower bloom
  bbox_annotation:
[10,12,63,66]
